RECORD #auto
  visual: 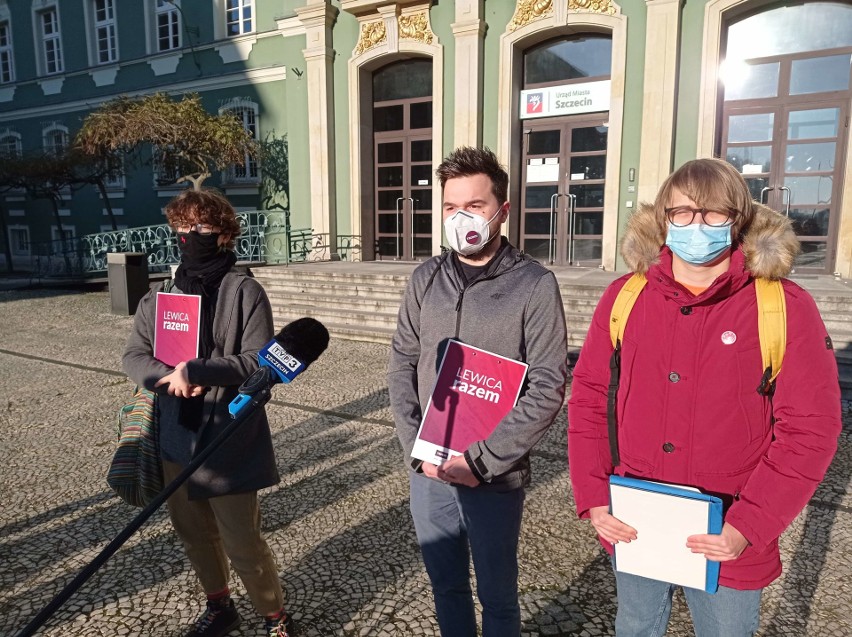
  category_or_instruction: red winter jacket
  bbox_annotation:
[568,204,841,590]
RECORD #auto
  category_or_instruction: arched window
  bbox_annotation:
[42,123,68,156]
[723,3,852,101]
[519,35,613,267]
[524,35,612,87]
[220,99,259,183]
[0,130,21,157]
[720,2,852,273]
[372,59,433,260]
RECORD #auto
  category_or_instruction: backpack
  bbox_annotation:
[605,272,786,466]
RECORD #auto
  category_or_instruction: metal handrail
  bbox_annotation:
[20,210,361,277]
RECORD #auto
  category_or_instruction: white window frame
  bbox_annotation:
[50,225,75,253]
[224,0,253,38]
[0,130,21,157]
[33,3,63,75]
[42,123,68,156]
[220,99,260,184]
[101,153,125,189]
[91,0,118,65]
[100,223,127,232]
[9,225,29,256]
[152,146,181,188]
[0,17,15,84]
[104,171,125,189]
[154,0,180,52]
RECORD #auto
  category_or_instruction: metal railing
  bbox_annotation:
[22,211,364,277]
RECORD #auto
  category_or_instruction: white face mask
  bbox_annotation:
[443,208,502,256]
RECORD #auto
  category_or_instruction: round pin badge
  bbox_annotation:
[721,330,737,345]
[465,230,481,244]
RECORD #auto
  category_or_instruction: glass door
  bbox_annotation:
[372,59,433,261]
[520,115,607,266]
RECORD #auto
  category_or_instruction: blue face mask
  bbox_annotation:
[665,223,732,265]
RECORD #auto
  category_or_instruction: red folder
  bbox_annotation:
[411,339,528,465]
[154,292,201,367]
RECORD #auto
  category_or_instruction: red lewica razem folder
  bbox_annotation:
[411,339,528,465]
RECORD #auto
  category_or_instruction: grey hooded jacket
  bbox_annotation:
[388,240,568,490]
[122,270,279,500]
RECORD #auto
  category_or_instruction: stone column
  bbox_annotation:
[637,0,682,205]
[451,0,486,148]
[295,0,339,255]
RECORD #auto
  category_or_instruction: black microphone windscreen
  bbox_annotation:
[273,317,330,367]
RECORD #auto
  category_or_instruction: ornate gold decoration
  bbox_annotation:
[568,0,617,16]
[508,0,553,32]
[398,11,434,45]
[354,20,387,55]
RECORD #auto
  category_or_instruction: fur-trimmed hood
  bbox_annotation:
[620,202,800,280]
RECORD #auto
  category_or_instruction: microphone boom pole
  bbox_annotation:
[15,383,274,637]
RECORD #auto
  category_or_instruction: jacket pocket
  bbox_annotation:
[615,341,656,469]
[694,462,757,503]
[735,345,773,444]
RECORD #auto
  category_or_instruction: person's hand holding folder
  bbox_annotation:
[687,522,749,561]
[436,455,480,487]
[589,505,637,545]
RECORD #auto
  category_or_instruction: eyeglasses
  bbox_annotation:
[665,206,733,228]
[174,223,218,235]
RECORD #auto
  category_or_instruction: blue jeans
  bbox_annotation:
[614,568,762,637]
[409,472,525,637]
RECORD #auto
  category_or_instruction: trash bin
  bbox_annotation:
[107,252,149,315]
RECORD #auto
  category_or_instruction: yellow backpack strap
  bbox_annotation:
[610,273,648,348]
[755,278,787,395]
[607,272,647,467]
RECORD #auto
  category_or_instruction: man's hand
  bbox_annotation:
[687,522,749,561]
[436,455,480,487]
[155,361,204,398]
[589,505,637,544]
[421,462,441,480]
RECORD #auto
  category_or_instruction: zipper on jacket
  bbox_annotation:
[454,289,465,338]
[450,245,524,340]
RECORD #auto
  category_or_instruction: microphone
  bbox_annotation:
[228,317,330,417]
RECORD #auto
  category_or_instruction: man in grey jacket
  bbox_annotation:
[388,147,568,637]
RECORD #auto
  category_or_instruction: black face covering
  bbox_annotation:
[172,230,237,433]
[177,232,222,265]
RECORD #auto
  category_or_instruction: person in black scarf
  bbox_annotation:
[126,188,292,637]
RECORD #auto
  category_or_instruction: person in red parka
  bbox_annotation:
[568,158,841,636]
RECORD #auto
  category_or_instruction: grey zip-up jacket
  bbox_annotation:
[388,240,568,490]
[122,270,279,500]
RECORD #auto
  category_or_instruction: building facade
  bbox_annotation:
[1,0,851,276]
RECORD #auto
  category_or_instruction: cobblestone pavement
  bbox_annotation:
[0,288,850,637]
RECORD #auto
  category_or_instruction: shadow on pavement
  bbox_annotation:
[762,422,851,636]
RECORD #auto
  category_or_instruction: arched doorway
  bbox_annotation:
[372,58,433,261]
[719,2,852,273]
[517,35,612,266]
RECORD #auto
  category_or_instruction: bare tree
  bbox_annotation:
[77,92,260,191]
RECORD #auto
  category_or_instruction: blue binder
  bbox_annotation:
[609,475,724,593]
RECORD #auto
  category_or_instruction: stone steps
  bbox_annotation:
[253,264,852,395]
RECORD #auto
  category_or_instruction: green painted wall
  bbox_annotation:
[673,0,710,168]
[481,0,517,151]
[614,0,648,271]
